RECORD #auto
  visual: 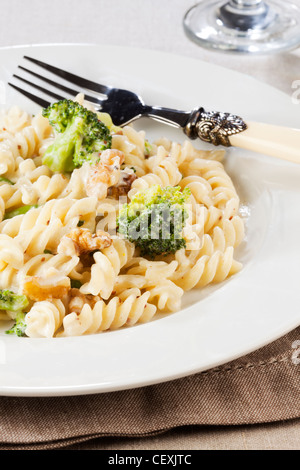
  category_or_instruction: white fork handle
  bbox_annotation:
[230,122,300,164]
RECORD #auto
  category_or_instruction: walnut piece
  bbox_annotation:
[85,149,125,200]
[23,276,70,301]
[69,288,100,314]
[58,228,112,257]
[108,169,137,198]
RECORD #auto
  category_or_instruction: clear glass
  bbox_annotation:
[183,0,300,54]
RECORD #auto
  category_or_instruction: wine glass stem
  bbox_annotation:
[219,0,272,30]
[231,0,263,7]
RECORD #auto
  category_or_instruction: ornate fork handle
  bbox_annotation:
[146,104,300,163]
[184,107,247,147]
[181,106,300,163]
[144,105,247,147]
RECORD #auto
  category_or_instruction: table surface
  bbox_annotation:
[1,0,300,451]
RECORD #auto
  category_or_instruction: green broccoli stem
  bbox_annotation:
[4,205,38,220]
[0,176,14,185]
[42,121,81,172]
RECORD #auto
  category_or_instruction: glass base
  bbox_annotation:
[183,0,300,54]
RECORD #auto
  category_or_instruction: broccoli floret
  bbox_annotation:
[42,99,112,172]
[0,290,29,337]
[5,312,27,337]
[0,289,29,311]
[117,185,191,257]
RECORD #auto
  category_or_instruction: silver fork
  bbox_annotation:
[8,56,300,164]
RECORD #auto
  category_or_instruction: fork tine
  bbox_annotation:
[13,74,66,102]
[24,56,112,95]
[8,83,50,108]
[18,66,103,105]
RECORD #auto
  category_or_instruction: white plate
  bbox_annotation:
[0,44,299,397]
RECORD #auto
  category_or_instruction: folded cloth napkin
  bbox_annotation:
[0,326,300,450]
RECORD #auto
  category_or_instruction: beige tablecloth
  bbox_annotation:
[0,0,300,451]
[0,326,299,450]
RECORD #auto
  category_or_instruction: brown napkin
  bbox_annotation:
[1,326,300,450]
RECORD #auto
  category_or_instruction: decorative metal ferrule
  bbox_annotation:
[184,107,247,147]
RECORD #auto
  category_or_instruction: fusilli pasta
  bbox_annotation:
[0,99,246,338]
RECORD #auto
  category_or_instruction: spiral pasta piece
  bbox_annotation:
[0,126,42,176]
[154,138,225,169]
[0,252,79,294]
[25,299,66,338]
[112,126,147,177]
[80,237,135,298]
[170,244,242,291]
[145,280,184,312]
[96,197,121,233]
[128,153,182,199]
[0,106,31,134]
[181,158,239,209]
[0,234,24,270]
[58,288,157,336]
[126,258,179,281]
[0,197,97,256]
[6,169,87,209]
